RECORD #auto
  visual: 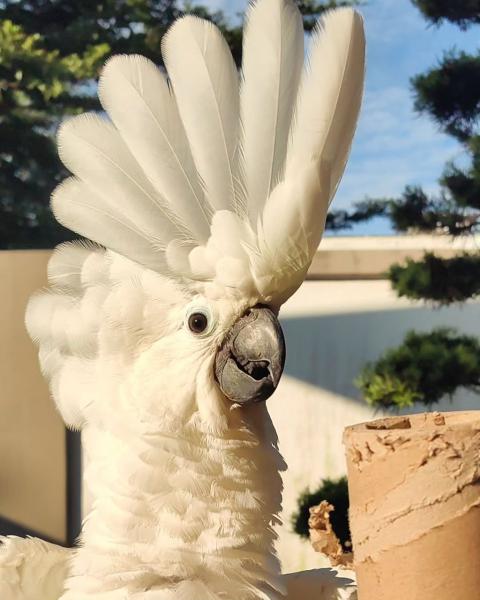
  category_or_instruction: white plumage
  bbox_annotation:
[1,2,365,598]
[162,17,241,214]
[241,0,304,221]
[0,537,70,600]
[99,54,211,242]
[285,9,365,199]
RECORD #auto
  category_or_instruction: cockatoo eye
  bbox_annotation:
[184,304,215,336]
[188,312,208,334]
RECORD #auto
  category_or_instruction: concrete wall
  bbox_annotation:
[0,250,67,543]
[309,234,477,280]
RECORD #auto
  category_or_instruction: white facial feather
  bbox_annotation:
[27,245,286,598]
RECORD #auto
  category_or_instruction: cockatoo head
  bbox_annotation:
[27,0,365,434]
[180,295,285,406]
[123,282,286,430]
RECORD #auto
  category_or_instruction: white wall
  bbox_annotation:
[271,279,480,572]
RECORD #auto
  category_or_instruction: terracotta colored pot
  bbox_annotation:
[344,411,480,600]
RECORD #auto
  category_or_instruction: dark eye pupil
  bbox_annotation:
[188,312,208,334]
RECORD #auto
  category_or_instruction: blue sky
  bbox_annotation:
[192,0,479,234]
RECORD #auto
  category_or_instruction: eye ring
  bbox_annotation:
[184,303,215,337]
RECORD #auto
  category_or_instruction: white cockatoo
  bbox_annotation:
[0,1,364,598]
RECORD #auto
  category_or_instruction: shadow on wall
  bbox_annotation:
[280,301,480,408]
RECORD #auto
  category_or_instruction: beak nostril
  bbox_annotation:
[249,363,270,381]
[231,353,271,381]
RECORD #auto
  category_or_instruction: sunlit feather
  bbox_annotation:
[99,55,212,242]
[162,16,240,213]
[241,0,304,223]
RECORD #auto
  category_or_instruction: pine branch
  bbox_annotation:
[357,328,480,409]
[411,0,480,30]
[441,135,480,210]
[388,185,480,235]
[390,253,480,305]
[326,198,390,231]
[412,49,480,142]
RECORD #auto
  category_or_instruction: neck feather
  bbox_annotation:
[63,403,286,600]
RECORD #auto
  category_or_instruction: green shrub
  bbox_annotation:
[357,328,480,409]
[389,253,480,305]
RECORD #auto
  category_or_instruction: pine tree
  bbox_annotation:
[354,2,480,409]
[0,18,108,247]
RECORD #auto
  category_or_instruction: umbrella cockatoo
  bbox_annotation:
[0,1,364,598]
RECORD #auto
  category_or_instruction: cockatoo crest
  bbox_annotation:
[51,2,365,309]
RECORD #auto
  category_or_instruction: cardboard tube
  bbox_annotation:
[343,411,480,600]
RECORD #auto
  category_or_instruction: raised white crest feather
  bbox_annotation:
[241,0,304,223]
[162,16,241,214]
[98,55,212,242]
[286,8,365,200]
[57,114,185,241]
[51,177,168,272]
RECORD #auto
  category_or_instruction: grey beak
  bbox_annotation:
[214,306,286,404]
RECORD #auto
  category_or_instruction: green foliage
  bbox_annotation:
[0,0,181,62]
[0,1,181,249]
[333,12,480,311]
[330,184,480,235]
[0,19,109,248]
[357,3,480,410]
[441,135,480,210]
[357,329,480,409]
[292,477,351,550]
[331,4,480,240]
[412,50,480,142]
[388,186,440,232]
[356,372,422,409]
[326,198,389,231]
[297,0,361,31]
[387,185,479,235]
[411,0,480,29]
[390,253,480,304]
